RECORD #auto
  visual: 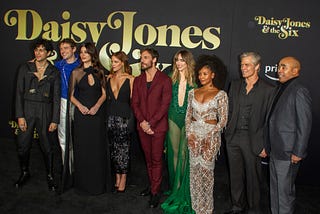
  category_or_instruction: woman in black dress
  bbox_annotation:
[69,42,107,195]
[106,51,134,192]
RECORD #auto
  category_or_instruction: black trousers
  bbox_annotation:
[226,130,263,213]
[16,102,55,172]
[17,118,54,157]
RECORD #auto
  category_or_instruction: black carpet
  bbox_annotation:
[0,137,319,214]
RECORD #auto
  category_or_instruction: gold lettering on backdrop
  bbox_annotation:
[181,26,202,49]
[135,24,158,46]
[87,22,108,44]
[156,25,181,47]
[71,22,87,43]
[3,9,221,75]
[254,16,311,39]
[4,9,43,40]
[202,27,221,49]
[106,11,137,54]
[61,11,71,39]
[43,21,60,41]
[9,120,39,138]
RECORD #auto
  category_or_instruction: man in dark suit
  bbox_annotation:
[224,52,274,214]
[15,39,60,191]
[131,48,172,208]
[266,56,312,214]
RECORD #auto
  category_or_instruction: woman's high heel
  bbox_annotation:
[116,188,126,193]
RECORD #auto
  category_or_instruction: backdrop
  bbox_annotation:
[1,0,319,184]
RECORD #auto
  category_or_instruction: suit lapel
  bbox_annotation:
[148,70,160,93]
[228,80,242,130]
[271,80,296,116]
[140,72,148,98]
[267,85,281,120]
[234,80,242,114]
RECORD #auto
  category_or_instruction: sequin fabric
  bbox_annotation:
[107,115,130,174]
[185,89,228,214]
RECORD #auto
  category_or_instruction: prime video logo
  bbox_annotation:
[264,64,279,81]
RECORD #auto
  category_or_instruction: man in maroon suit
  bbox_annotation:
[131,48,172,208]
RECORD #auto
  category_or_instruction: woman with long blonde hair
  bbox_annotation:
[161,49,196,213]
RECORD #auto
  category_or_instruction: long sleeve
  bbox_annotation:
[51,66,61,124]
[213,91,228,132]
[185,89,194,138]
[226,81,233,124]
[293,87,312,158]
[131,76,145,123]
[148,77,172,127]
[69,68,78,100]
[15,63,27,118]
[69,68,84,108]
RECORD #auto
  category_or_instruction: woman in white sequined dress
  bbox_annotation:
[185,55,228,214]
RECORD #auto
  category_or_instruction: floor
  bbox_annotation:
[0,137,319,214]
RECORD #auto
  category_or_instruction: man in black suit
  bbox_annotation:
[224,52,274,214]
[266,56,312,214]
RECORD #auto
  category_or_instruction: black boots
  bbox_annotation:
[44,154,58,191]
[15,153,58,191]
[14,169,30,188]
[47,174,57,191]
[139,186,151,196]
[14,154,30,188]
[149,193,160,208]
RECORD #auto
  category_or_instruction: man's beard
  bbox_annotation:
[141,63,152,71]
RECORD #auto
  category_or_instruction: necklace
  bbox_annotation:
[36,62,48,71]
[34,62,48,80]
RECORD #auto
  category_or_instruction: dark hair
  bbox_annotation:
[79,42,102,69]
[111,51,131,74]
[32,38,54,53]
[141,47,159,64]
[58,38,77,49]
[195,54,227,90]
[79,42,105,87]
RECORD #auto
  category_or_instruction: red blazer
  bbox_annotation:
[131,69,172,133]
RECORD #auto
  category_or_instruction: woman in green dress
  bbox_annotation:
[161,50,196,214]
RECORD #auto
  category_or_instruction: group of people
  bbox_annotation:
[14,38,312,214]
[223,53,312,214]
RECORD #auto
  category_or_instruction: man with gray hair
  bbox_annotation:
[224,52,274,214]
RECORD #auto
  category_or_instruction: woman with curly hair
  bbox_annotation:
[186,54,228,213]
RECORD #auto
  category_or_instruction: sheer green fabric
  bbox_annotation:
[161,81,195,214]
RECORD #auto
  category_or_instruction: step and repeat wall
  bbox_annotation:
[1,0,319,184]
